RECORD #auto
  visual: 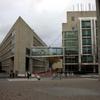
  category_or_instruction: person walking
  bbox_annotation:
[27,71,31,79]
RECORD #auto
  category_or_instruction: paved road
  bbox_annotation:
[0,78,100,100]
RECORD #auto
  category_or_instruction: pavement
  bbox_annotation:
[0,73,9,78]
[7,78,38,81]
[0,78,100,100]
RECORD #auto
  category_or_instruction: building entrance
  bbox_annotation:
[26,57,29,71]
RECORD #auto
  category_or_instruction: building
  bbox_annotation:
[0,17,48,75]
[62,11,98,74]
[96,0,100,77]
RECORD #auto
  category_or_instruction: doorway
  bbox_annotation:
[26,57,29,71]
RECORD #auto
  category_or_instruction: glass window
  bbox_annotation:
[82,29,91,36]
[26,48,30,55]
[56,48,63,55]
[64,41,78,47]
[65,56,78,63]
[83,46,92,54]
[82,38,91,45]
[82,20,91,28]
[31,48,48,56]
[65,49,78,55]
[49,48,57,55]
[63,31,78,54]
[81,55,93,63]
[64,31,78,39]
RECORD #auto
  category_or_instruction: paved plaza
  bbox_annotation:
[0,78,100,100]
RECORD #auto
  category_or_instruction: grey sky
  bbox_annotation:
[0,0,95,47]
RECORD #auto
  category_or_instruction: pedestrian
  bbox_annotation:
[27,71,30,79]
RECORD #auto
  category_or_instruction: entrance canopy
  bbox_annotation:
[30,47,63,57]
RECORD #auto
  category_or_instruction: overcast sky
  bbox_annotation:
[0,0,95,47]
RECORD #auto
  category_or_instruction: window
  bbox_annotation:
[49,48,57,55]
[65,50,78,55]
[82,29,91,36]
[63,31,78,38]
[81,55,93,63]
[82,20,91,28]
[83,46,92,54]
[63,31,78,54]
[64,41,78,47]
[56,48,62,55]
[26,48,30,55]
[82,38,91,45]
[65,56,78,63]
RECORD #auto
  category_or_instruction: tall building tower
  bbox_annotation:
[62,11,98,74]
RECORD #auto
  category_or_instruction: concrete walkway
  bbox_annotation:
[0,78,100,100]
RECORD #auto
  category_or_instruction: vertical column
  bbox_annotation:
[91,19,95,73]
[93,19,97,73]
[62,32,65,74]
[10,58,13,72]
[79,19,82,72]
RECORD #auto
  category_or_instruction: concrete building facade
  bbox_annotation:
[96,0,100,77]
[0,17,48,75]
[62,11,98,74]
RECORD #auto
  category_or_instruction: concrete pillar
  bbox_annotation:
[10,58,14,72]
[78,52,81,72]
[79,64,81,72]
[93,65,96,73]
[62,32,66,74]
